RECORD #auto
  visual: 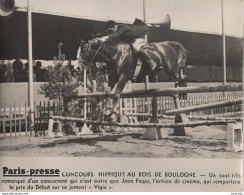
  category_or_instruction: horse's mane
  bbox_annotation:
[90,40,129,51]
[102,41,131,52]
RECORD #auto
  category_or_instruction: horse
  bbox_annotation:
[77,39,187,122]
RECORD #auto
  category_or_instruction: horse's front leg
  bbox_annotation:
[179,68,187,80]
[110,76,128,123]
[104,83,116,121]
[173,68,187,86]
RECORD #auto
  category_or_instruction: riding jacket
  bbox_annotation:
[108,22,150,43]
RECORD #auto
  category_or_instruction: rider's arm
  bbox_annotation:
[107,25,127,39]
[95,28,115,38]
[99,25,127,42]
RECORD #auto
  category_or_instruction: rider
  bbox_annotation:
[97,19,157,71]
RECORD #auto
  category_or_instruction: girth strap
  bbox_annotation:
[133,57,142,79]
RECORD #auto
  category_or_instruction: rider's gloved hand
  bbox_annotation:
[99,36,109,42]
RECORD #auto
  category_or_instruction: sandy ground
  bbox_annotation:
[0,125,242,159]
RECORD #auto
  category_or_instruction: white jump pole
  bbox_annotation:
[84,67,87,120]
[27,0,34,136]
[142,0,150,114]
[221,0,226,86]
[143,0,149,91]
[80,67,90,134]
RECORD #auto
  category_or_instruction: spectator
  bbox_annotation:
[12,58,24,82]
[22,63,29,82]
[67,60,74,72]
[71,71,78,84]
[0,66,3,83]
[76,67,82,76]
[0,61,14,83]
[35,61,47,82]
[72,70,82,83]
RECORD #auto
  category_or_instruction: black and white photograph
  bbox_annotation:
[0,0,243,192]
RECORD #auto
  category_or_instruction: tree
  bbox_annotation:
[39,42,79,116]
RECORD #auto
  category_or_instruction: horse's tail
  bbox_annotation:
[165,41,188,67]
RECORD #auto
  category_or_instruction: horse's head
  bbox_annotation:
[78,39,103,63]
[78,40,91,63]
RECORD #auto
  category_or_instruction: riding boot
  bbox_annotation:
[139,48,157,70]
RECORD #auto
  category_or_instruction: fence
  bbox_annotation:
[0,103,28,138]
[47,83,242,139]
[0,83,243,138]
[79,88,242,124]
[0,101,62,138]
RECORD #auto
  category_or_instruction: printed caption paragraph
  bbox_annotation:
[1,167,242,192]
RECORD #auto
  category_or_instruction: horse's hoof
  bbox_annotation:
[110,113,117,123]
[110,118,117,123]
[180,75,187,80]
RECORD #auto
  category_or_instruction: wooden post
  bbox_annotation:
[47,118,54,137]
[19,102,21,136]
[145,76,149,113]
[0,113,1,137]
[57,100,60,116]
[143,95,162,140]
[227,122,243,152]
[44,101,46,136]
[34,101,38,133]
[14,103,16,138]
[173,94,189,136]
[39,101,42,134]
[9,105,12,138]
[47,111,63,137]
[3,103,6,139]
[48,101,50,125]
[80,67,91,135]
[25,102,27,135]
[91,80,101,133]
[172,81,189,136]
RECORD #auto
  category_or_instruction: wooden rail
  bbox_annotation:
[74,83,242,99]
[164,98,243,115]
[123,112,243,121]
[52,116,238,128]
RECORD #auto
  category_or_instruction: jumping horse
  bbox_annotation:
[77,39,187,122]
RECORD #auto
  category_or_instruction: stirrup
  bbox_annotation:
[149,60,157,70]
[159,65,163,70]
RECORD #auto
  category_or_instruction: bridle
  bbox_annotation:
[80,39,105,64]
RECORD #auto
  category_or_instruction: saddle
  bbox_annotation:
[132,44,157,78]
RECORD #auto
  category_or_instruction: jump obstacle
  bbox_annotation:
[48,83,243,152]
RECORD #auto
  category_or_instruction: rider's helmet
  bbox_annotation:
[106,20,117,28]
[106,20,118,32]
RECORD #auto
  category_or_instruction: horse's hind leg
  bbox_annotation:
[110,75,129,123]
[104,75,117,121]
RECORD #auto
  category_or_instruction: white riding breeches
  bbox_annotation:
[132,35,148,52]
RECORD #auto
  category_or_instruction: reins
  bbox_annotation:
[90,41,105,62]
